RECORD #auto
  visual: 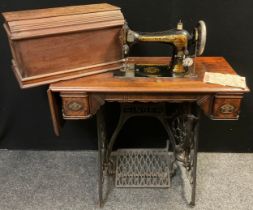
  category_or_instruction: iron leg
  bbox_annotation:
[170,104,201,206]
[190,113,200,206]
[96,107,107,207]
[106,114,129,164]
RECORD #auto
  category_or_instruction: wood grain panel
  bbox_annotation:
[3,3,120,22]
[2,3,125,88]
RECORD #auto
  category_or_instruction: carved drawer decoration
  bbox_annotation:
[61,92,90,119]
[211,94,243,120]
[67,101,83,112]
[220,104,236,114]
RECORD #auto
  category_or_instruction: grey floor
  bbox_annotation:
[0,150,252,210]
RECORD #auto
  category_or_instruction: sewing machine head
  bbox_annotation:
[120,20,206,78]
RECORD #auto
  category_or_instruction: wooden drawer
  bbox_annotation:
[211,94,243,120]
[61,92,91,119]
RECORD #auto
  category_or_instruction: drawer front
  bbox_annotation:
[211,95,242,120]
[61,92,90,119]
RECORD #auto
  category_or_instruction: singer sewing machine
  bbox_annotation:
[115,20,206,78]
[46,18,248,207]
[2,3,249,208]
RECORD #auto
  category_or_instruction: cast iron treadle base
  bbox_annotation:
[96,103,200,207]
[115,143,172,188]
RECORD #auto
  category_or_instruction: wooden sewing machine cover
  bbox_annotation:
[2,3,125,88]
[48,57,249,136]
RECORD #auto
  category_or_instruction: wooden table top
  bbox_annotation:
[49,57,249,93]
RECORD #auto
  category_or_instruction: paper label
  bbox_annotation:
[203,72,246,89]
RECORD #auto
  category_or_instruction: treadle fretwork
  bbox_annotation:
[96,102,200,207]
[115,143,171,187]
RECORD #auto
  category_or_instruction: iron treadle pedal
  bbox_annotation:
[115,141,173,188]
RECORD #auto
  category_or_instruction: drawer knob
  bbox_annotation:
[67,101,83,111]
[220,104,235,114]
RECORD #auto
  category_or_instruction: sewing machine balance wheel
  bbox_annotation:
[196,20,207,56]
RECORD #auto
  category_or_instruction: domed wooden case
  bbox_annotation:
[3,3,125,88]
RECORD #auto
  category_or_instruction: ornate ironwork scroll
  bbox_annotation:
[171,105,200,206]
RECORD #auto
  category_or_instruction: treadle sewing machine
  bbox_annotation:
[120,19,206,78]
[2,3,249,208]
